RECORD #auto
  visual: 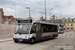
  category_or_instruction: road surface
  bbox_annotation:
[0,31,75,50]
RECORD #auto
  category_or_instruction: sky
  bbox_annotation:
[0,0,75,20]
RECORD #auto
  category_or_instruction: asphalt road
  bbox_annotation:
[0,31,75,50]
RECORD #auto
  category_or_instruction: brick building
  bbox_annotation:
[4,15,17,24]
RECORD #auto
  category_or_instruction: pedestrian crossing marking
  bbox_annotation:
[59,34,75,36]
[47,44,50,46]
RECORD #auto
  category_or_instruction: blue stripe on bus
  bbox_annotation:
[13,38,31,42]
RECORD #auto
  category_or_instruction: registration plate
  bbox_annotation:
[19,38,23,41]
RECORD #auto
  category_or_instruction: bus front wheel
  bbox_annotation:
[30,38,35,44]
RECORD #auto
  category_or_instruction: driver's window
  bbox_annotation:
[30,24,36,34]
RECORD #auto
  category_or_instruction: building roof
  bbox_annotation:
[0,8,3,11]
[3,15,14,19]
[14,18,24,20]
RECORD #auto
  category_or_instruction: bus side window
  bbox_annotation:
[41,27,43,33]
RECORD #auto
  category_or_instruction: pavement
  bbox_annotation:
[0,38,12,43]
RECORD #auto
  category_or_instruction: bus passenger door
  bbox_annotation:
[36,23,42,41]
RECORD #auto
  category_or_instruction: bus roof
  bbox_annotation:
[17,20,58,25]
[33,20,58,25]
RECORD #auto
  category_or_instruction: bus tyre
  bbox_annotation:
[52,35,55,39]
[14,40,18,43]
[30,38,35,44]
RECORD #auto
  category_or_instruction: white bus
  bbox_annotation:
[13,20,58,43]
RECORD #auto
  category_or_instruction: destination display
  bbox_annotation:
[18,20,32,23]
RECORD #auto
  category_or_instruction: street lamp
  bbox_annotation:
[45,0,47,20]
[50,8,53,21]
[26,7,31,18]
[13,4,16,17]
[60,12,62,24]
[39,11,42,17]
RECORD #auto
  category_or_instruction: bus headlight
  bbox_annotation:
[14,36,17,38]
[14,36,15,38]
[27,37,29,39]
[24,37,29,39]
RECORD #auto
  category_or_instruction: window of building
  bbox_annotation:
[70,20,72,21]
[74,20,75,21]
[71,24,73,26]
[66,20,68,22]
[67,24,69,26]
[71,28,73,29]
[67,28,69,29]
[63,20,65,21]
[72,19,73,21]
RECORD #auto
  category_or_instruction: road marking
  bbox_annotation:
[67,40,71,41]
[47,44,50,46]
[52,42,54,44]
[41,48,44,50]
[69,40,71,41]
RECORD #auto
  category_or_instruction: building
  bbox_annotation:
[40,16,45,21]
[0,8,3,24]
[51,15,57,20]
[4,15,17,24]
[4,15,14,21]
[15,18,24,20]
[62,18,75,31]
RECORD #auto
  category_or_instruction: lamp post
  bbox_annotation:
[45,0,47,20]
[39,11,42,17]
[50,9,53,22]
[26,7,31,18]
[13,4,16,17]
[60,12,62,24]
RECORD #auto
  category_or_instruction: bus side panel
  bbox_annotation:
[41,24,58,40]
[42,32,53,40]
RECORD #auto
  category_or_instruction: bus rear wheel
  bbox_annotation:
[52,35,55,39]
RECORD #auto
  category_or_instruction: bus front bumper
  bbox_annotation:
[58,31,64,34]
[13,38,31,42]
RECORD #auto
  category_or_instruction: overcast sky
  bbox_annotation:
[0,0,75,20]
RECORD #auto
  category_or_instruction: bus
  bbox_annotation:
[58,24,64,34]
[13,20,58,43]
